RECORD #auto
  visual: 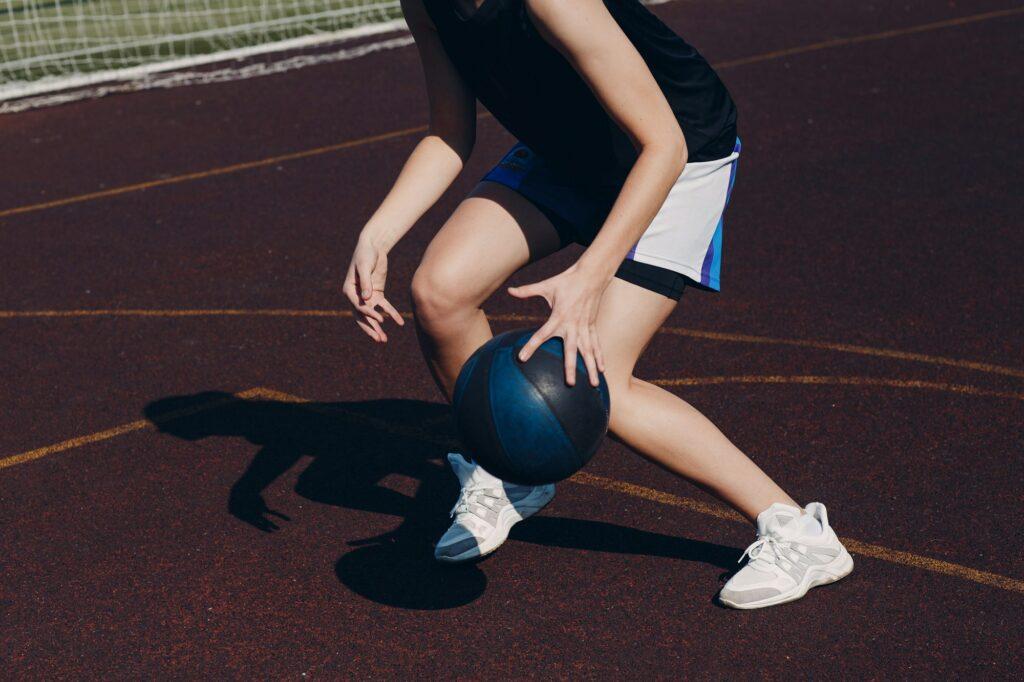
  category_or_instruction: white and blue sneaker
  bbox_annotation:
[718,502,854,609]
[434,453,555,563]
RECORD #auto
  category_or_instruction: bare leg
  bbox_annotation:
[414,184,797,523]
[596,279,798,522]
[411,182,563,400]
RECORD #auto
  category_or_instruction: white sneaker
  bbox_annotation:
[718,502,853,609]
[434,453,555,563]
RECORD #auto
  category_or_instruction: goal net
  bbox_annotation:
[0,1,404,105]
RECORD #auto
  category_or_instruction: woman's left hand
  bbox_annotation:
[508,263,610,387]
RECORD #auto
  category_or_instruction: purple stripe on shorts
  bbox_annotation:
[699,235,716,286]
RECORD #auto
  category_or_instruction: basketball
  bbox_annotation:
[452,328,611,485]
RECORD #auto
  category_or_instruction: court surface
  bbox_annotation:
[1,0,1022,677]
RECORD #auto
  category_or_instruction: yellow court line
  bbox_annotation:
[1,6,1021,221]
[0,418,152,471]
[653,327,1024,381]
[0,387,267,470]
[0,124,428,220]
[652,375,1024,402]
[0,308,357,318]
[573,471,1024,595]
[4,307,1024,381]
[572,471,745,524]
[493,314,1024,380]
[1,385,1022,595]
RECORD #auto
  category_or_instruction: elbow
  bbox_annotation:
[642,132,688,177]
[667,132,688,175]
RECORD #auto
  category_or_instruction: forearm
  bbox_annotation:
[576,143,686,280]
[359,134,467,250]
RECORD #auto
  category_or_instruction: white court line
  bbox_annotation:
[0,0,682,112]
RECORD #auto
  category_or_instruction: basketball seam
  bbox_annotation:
[529,338,610,417]
[515,354,589,473]
[482,347,523,479]
[461,339,509,473]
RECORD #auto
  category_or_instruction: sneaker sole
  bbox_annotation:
[719,547,855,610]
[435,486,556,564]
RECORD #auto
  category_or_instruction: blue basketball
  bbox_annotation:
[452,328,611,485]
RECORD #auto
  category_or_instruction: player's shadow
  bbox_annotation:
[144,391,739,610]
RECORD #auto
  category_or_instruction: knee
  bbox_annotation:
[410,262,476,331]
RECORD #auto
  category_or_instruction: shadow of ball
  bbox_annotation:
[335,543,486,610]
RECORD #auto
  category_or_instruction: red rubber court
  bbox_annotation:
[1,0,1022,676]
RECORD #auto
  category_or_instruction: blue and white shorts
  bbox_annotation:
[482,139,740,299]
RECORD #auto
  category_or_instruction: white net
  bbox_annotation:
[0,1,403,102]
[0,0,674,112]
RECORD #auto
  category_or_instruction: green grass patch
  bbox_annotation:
[1,0,402,84]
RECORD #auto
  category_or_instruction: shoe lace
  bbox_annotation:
[449,485,498,520]
[739,533,791,568]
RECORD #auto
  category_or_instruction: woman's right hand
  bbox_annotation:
[343,237,405,342]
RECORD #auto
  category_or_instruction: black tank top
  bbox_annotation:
[422,0,738,187]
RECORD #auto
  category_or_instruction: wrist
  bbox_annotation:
[360,225,398,252]
[573,251,618,284]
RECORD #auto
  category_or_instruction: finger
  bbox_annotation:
[365,315,388,343]
[579,330,600,388]
[364,301,386,323]
[343,261,357,291]
[563,333,578,386]
[584,353,600,387]
[356,319,379,341]
[342,276,362,309]
[354,301,384,324]
[344,284,362,310]
[378,296,405,326]
[254,518,278,533]
[346,260,367,302]
[518,322,557,362]
[355,259,374,301]
[593,328,606,374]
[356,318,381,342]
[266,509,291,521]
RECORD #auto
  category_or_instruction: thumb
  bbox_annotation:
[508,282,543,300]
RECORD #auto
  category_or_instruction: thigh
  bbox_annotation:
[414,181,564,306]
[595,277,678,387]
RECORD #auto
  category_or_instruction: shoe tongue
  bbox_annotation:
[447,453,495,487]
[756,503,802,537]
